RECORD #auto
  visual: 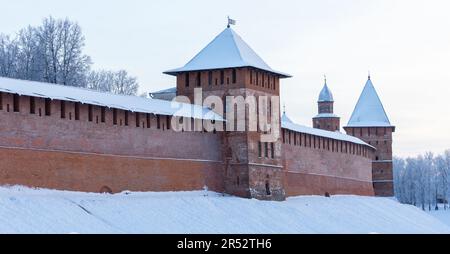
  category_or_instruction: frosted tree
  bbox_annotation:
[0,35,19,78]
[0,16,140,95]
[37,17,91,87]
[15,26,43,81]
[110,70,138,95]
[87,70,114,92]
[87,70,139,95]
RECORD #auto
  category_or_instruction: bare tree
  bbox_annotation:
[87,70,139,95]
[37,16,91,87]
[0,35,19,78]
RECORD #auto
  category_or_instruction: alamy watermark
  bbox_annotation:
[170,88,280,142]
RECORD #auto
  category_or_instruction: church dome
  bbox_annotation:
[318,83,334,102]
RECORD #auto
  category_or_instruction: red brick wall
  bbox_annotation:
[0,92,224,193]
[282,130,375,197]
[0,146,224,193]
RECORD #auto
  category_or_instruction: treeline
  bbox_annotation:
[394,150,450,211]
[0,16,138,95]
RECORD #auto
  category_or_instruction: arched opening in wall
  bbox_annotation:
[265,180,271,196]
[325,192,331,198]
[100,186,113,194]
[376,156,379,161]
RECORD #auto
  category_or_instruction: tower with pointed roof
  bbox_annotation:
[313,77,340,132]
[165,24,291,201]
[344,76,395,197]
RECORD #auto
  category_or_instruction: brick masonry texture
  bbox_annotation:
[0,66,393,199]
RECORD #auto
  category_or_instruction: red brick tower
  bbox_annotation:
[313,77,340,131]
[344,76,395,197]
[164,24,291,200]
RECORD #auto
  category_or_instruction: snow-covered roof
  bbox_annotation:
[0,77,223,121]
[281,112,294,123]
[318,83,334,102]
[282,113,373,148]
[346,78,393,128]
[150,87,177,94]
[164,27,291,78]
[313,113,339,119]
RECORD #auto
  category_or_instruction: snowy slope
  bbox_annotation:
[427,206,450,228]
[0,186,448,234]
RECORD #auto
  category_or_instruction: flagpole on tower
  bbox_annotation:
[227,16,236,28]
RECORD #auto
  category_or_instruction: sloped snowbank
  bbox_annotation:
[0,186,448,234]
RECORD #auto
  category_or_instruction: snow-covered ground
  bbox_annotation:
[427,205,450,228]
[0,186,448,234]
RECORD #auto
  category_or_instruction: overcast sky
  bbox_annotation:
[1,0,449,157]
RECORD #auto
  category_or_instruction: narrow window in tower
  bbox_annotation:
[293,132,297,146]
[88,105,93,122]
[60,101,65,119]
[13,94,20,112]
[157,115,161,129]
[232,69,237,83]
[265,142,269,158]
[135,113,140,127]
[185,73,190,87]
[368,128,371,136]
[250,70,253,84]
[146,113,151,128]
[220,70,224,85]
[282,129,285,143]
[360,128,362,136]
[271,143,275,159]
[124,111,129,126]
[215,78,218,85]
[288,131,291,144]
[258,142,262,157]
[261,73,265,88]
[45,98,51,116]
[101,107,106,123]
[166,115,171,130]
[208,71,212,86]
[113,109,118,125]
[196,72,201,87]
[256,72,259,86]
[29,97,35,114]
[74,102,80,120]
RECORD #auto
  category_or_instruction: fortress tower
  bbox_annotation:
[313,78,340,131]
[344,76,395,197]
[164,25,291,201]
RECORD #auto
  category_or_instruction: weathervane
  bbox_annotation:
[368,70,371,80]
[227,16,237,28]
[324,74,327,84]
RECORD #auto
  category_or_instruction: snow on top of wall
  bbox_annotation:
[0,186,448,233]
[0,77,223,121]
[282,116,373,148]
[164,27,291,78]
[346,79,393,128]
[313,113,339,118]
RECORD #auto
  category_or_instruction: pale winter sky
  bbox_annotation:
[0,0,449,157]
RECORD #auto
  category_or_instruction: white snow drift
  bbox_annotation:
[0,186,448,234]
